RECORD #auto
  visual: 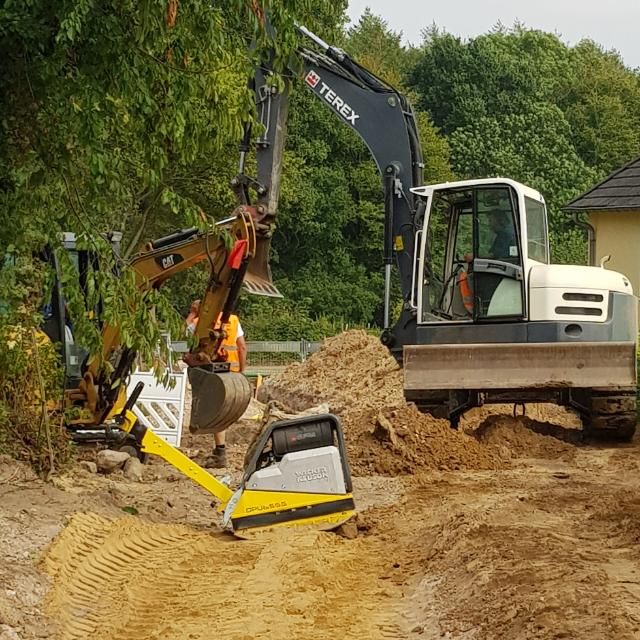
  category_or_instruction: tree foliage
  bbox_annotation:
[3,6,640,398]
[0,0,342,469]
[0,1,343,343]
[409,24,640,264]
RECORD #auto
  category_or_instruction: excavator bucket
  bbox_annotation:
[243,235,282,298]
[188,368,252,434]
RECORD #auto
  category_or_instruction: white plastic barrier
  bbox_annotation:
[126,369,187,447]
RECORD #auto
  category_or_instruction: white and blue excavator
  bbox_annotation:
[250,24,637,441]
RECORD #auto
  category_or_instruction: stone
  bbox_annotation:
[336,520,358,540]
[123,457,144,482]
[372,413,398,447]
[79,460,98,474]
[96,450,130,473]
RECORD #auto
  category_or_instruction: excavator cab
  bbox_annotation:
[54,233,121,388]
[406,178,637,438]
[3,234,120,391]
[417,182,526,323]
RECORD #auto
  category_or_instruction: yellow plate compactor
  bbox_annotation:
[118,382,356,538]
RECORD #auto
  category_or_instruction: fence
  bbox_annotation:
[170,340,322,376]
[126,368,187,446]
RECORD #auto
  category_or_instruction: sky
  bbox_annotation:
[347,0,640,70]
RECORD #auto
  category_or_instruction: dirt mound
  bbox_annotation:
[462,403,582,430]
[346,403,501,475]
[475,414,576,460]
[260,330,403,415]
[263,331,501,474]
[261,330,585,475]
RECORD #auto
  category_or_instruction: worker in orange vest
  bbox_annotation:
[457,269,474,314]
[185,299,247,467]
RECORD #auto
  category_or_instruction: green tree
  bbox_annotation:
[0,0,342,348]
[409,25,640,264]
[0,0,343,468]
[560,41,640,174]
[410,26,572,134]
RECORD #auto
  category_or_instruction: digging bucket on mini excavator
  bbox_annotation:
[188,367,252,434]
[188,217,281,434]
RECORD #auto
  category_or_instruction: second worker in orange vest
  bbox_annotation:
[185,299,247,467]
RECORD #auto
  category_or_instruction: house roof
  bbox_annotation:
[564,156,640,212]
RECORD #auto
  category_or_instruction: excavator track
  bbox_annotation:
[585,388,638,443]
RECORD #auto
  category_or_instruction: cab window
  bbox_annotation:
[524,196,549,263]
[476,188,519,263]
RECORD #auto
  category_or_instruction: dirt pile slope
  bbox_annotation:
[347,404,501,475]
[475,415,576,460]
[260,330,403,415]
[262,331,501,475]
[462,403,581,431]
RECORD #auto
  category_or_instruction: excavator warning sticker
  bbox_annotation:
[305,70,320,88]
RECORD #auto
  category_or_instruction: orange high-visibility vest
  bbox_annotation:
[186,312,241,372]
[457,270,474,313]
[215,313,240,372]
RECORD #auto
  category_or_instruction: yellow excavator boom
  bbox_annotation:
[66,204,275,434]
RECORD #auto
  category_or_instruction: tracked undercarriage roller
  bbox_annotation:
[188,367,252,434]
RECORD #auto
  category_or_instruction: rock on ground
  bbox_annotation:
[96,450,130,473]
[123,457,144,482]
[79,460,98,474]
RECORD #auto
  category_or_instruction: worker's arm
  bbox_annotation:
[237,335,247,373]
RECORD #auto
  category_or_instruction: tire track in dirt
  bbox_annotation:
[43,513,405,640]
[383,461,640,639]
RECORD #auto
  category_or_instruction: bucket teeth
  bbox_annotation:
[243,236,282,298]
[188,369,251,434]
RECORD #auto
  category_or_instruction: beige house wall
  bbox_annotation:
[589,210,640,298]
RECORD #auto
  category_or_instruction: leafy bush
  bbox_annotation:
[0,262,71,475]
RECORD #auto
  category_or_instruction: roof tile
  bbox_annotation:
[565,156,640,212]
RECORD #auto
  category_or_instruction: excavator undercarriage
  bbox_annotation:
[405,342,637,441]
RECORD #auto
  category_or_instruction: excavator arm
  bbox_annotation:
[237,25,425,362]
[67,205,271,432]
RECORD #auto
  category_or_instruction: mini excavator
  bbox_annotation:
[39,206,356,537]
[33,23,377,536]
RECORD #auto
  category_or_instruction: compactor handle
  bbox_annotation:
[122,381,144,415]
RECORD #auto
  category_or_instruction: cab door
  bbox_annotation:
[471,186,525,319]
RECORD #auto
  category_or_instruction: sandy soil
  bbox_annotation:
[2,331,640,639]
[3,426,640,640]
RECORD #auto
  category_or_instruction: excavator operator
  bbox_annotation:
[486,210,517,261]
[459,210,517,315]
[186,299,247,467]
